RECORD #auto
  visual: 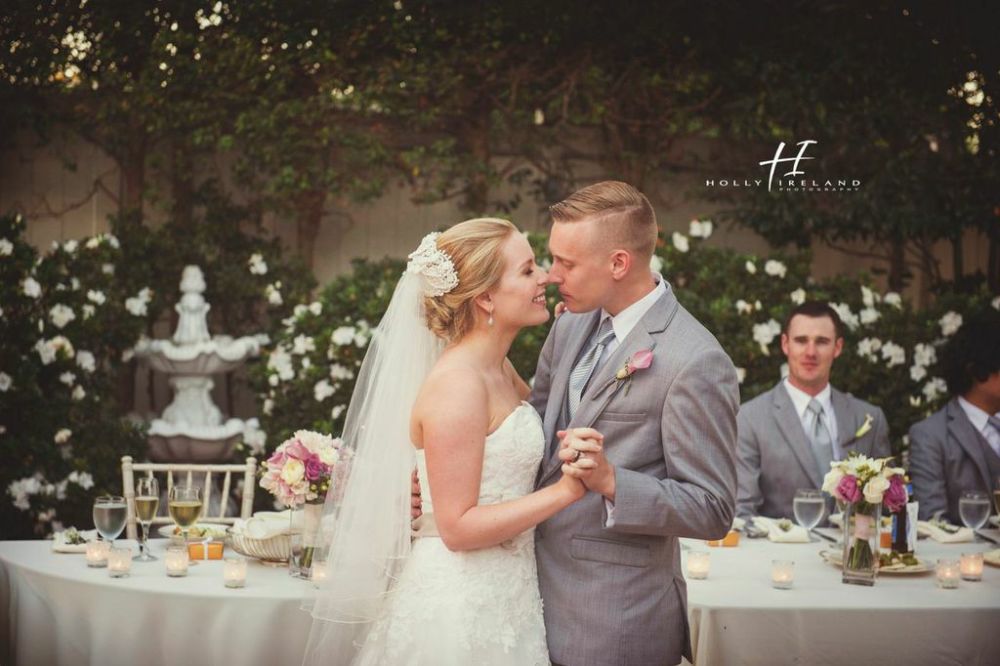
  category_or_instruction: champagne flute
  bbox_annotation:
[792,488,827,541]
[168,485,202,542]
[93,495,128,548]
[133,476,159,562]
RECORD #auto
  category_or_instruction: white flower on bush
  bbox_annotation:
[82,304,95,319]
[293,304,308,319]
[689,219,713,239]
[262,398,274,416]
[63,239,78,253]
[331,326,357,346]
[922,377,947,402]
[125,287,152,317]
[70,277,80,290]
[913,343,936,368]
[76,350,96,373]
[856,337,882,361]
[752,319,782,355]
[880,341,905,368]
[353,321,371,347]
[243,426,267,456]
[8,476,43,510]
[102,263,114,275]
[939,311,962,336]
[313,379,335,402]
[67,470,94,490]
[267,345,295,381]
[22,277,41,298]
[59,371,76,386]
[735,367,746,384]
[764,260,787,278]
[993,296,1000,310]
[301,357,312,370]
[649,254,664,273]
[35,336,74,364]
[671,232,689,253]
[71,385,86,401]
[248,253,268,275]
[309,301,323,316]
[54,428,72,444]
[331,404,346,421]
[909,395,922,407]
[909,364,927,382]
[745,260,757,275]
[330,364,354,381]
[735,299,753,315]
[292,334,316,356]
[884,292,902,309]
[831,302,859,331]
[87,290,106,305]
[49,304,76,329]
[0,372,11,392]
[859,307,880,325]
[790,288,806,305]
[265,283,283,306]
[0,238,13,255]
[860,285,880,308]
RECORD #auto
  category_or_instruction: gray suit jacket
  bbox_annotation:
[735,382,891,520]
[909,398,996,524]
[529,284,739,666]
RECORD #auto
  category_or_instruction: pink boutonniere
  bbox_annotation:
[611,347,655,395]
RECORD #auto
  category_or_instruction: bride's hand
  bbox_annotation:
[556,466,587,501]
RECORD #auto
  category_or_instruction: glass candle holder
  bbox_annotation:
[165,545,190,577]
[686,551,710,580]
[85,540,111,568]
[223,557,247,588]
[959,552,984,582]
[936,558,960,589]
[771,559,795,589]
[311,560,328,586]
[108,547,132,578]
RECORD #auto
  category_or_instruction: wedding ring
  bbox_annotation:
[572,450,583,463]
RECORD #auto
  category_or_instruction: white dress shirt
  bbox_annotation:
[782,378,840,456]
[958,396,1000,457]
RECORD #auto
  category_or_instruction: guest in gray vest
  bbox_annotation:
[909,311,1000,523]
[736,301,891,520]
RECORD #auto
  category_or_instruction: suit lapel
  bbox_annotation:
[947,399,992,491]
[542,310,600,446]
[772,384,824,487]
[830,388,860,457]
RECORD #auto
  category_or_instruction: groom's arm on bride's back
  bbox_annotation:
[605,347,739,540]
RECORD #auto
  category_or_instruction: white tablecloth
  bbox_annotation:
[3,534,999,666]
[681,530,1000,666]
[0,539,315,666]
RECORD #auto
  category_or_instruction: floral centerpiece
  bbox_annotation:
[822,453,907,585]
[260,430,348,577]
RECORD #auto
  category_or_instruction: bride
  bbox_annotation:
[302,218,585,665]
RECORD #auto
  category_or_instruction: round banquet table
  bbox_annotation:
[0,538,315,666]
[680,529,1000,666]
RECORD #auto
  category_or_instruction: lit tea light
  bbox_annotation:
[687,551,710,580]
[771,559,795,590]
[108,547,132,578]
[960,552,984,582]
[223,557,247,588]
[85,540,111,568]
[311,561,328,585]
[936,558,960,589]
[165,545,189,577]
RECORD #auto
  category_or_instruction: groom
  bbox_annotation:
[530,181,739,665]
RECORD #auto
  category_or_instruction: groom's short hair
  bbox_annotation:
[549,181,658,259]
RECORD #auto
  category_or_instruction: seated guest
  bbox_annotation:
[909,311,1000,523]
[737,301,891,519]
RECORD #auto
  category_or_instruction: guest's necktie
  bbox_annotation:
[806,399,834,480]
[987,415,1000,456]
[567,318,616,420]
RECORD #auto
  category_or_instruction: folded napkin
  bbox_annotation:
[51,528,97,553]
[917,520,975,543]
[752,516,811,543]
[232,510,302,540]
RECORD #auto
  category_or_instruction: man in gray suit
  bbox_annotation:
[909,311,1000,524]
[736,301,891,520]
[530,181,739,666]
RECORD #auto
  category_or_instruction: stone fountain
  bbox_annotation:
[134,265,267,462]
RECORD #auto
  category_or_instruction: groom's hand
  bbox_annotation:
[411,468,423,519]
[557,428,616,500]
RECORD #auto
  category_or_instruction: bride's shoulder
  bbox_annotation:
[414,360,488,418]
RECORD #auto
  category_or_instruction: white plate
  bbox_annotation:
[157,523,230,541]
[819,549,932,574]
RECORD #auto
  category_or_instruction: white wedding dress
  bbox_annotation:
[354,402,550,666]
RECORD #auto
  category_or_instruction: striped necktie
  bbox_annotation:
[567,318,616,420]
[806,398,834,479]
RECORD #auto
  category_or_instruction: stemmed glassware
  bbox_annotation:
[167,484,203,542]
[133,476,159,561]
[93,495,128,547]
[793,488,827,541]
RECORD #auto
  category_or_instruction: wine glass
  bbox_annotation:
[93,495,128,547]
[958,491,991,535]
[792,489,827,540]
[168,485,202,542]
[993,478,1000,519]
[133,477,159,561]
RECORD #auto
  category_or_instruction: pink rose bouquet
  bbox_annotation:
[260,430,347,507]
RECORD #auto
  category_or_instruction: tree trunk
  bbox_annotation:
[461,99,492,214]
[296,189,326,272]
[118,125,146,223]
[988,219,999,293]
[951,232,964,286]
[887,237,906,292]
[170,137,195,229]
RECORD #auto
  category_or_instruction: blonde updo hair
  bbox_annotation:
[422,217,517,341]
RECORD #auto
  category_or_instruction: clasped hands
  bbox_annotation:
[558,427,615,500]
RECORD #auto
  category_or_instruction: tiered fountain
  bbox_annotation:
[134,265,267,462]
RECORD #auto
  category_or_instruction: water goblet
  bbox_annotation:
[93,495,128,548]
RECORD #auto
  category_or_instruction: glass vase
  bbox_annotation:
[289,502,324,579]
[841,501,881,586]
